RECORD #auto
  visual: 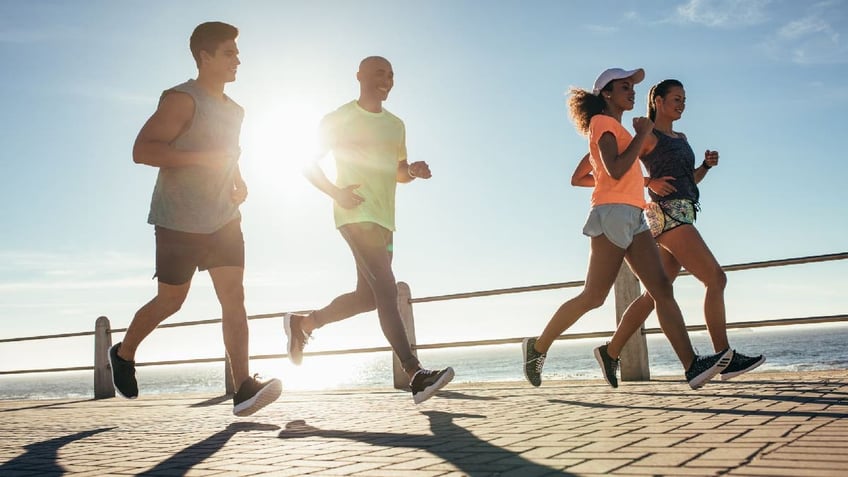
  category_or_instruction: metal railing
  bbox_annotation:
[1,251,846,398]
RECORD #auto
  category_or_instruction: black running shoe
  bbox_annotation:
[410,367,455,404]
[685,348,733,390]
[108,342,138,399]
[721,351,765,380]
[594,343,620,388]
[283,313,311,366]
[233,374,282,417]
[522,337,546,387]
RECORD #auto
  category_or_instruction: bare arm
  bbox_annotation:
[571,153,595,187]
[694,149,718,184]
[231,164,248,204]
[597,117,653,180]
[303,154,364,209]
[132,92,236,168]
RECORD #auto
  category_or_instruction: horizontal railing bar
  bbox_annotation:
[2,252,843,345]
[676,251,848,277]
[3,314,845,377]
[410,280,586,304]
[0,330,96,344]
[0,311,305,345]
[410,251,848,304]
[642,314,848,334]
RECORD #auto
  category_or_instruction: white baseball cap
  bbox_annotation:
[592,67,645,96]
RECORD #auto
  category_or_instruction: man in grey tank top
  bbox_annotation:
[107,22,281,417]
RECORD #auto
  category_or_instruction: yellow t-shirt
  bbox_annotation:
[588,115,645,209]
[319,100,407,231]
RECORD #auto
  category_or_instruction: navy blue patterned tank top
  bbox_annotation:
[640,129,699,203]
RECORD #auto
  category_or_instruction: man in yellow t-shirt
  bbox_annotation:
[284,56,454,404]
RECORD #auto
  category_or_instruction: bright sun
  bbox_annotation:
[239,97,326,200]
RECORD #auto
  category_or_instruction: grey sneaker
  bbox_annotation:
[108,342,138,399]
[593,343,620,388]
[410,367,455,404]
[685,348,733,389]
[721,351,765,380]
[522,337,546,387]
[233,374,282,417]
[283,313,311,366]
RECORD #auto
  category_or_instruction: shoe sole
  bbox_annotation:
[689,349,734,390]
[108,344,137,400]
[593,346,618,389]
[413,367,455,404]
[283,313,302,366]
[521,338,541,387]
[721,356,766,381]
[233,379,283,417]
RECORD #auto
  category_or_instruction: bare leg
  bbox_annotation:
[607,246,681,358]
[616,231,695,368]
[656,225,728,351]
[118,281,191,361]
[535,234,625,353]
[209,266,249,388]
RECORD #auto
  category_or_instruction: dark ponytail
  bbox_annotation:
[647,79,684,121]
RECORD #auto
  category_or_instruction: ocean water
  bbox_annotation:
[1,324,846,401]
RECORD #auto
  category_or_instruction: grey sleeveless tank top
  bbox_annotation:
[147,79,244,233]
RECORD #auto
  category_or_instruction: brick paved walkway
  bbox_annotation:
[1,370,846,476]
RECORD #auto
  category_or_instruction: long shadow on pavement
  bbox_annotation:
[279,410,573,476]
[627,389,847,407]
[189,394,232,407]
[139,422,280,476]
[0,427,113,476]
[549,397,848,419]
[0,399,93,413]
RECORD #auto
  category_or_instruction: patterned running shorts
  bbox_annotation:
[645,199,698,238]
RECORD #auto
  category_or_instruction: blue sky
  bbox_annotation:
[2,0,847,372]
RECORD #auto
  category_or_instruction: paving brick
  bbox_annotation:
[0,370,846,476]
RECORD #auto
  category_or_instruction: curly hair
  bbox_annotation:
[567,87,606,136]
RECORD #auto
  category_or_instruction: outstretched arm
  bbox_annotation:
[132,92,238,169]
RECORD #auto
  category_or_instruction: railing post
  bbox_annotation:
[613,264,650,381]
[393,281,417,390]
[224,355,235,395]
[94,316,115,399]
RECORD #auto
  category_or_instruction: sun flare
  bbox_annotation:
[240,97,326,200]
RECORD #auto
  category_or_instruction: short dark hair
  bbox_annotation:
[189,22,238,68]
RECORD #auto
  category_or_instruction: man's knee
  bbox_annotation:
[356,293,377,313]
[155,294,186,316]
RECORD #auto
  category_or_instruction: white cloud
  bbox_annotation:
[675,0,771,27]
[761,2,847,64]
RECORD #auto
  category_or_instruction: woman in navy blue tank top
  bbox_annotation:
[573,79,764,380]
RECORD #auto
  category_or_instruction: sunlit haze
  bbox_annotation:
[2,1,847,377]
